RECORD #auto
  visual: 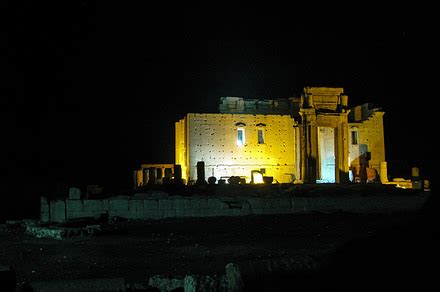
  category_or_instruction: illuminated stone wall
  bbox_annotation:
[172,87,387,185]
[176,113,297,183]
[348,105,386,179]
[175,118,188,182]
[299,87,350,183]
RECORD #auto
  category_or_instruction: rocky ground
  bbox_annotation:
[2,202,439,291]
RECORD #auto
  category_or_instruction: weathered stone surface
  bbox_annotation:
[162,209,176,218]
[50,201,66,222]
[174,87,387,185]
[175,208,199,218]
[40,197,50,222]
[148,275,184,291]
[128,200,144,219]
[158,199,173,210]
[109,199,129,211]
[225,263,243,292]
[83,200,103,212]
[42,192,430,223]
[184,275,226,292]
[69,187,81,200]
[176,113,296,184]
[143,199,159,211]
[147,191,169,199]
[190,198,208,209]
[26,226,66,240]
[173,198,191,209]
[66,199,83,214]
[140,210,163,220]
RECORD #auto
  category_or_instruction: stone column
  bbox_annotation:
[196,161,207,185]
[335,117,350,183]
[308,123,318,183]
[148,167,156,184]
[294,125,301,182]
[380,161,388,183]
[300,108,318,183]
[174,164,183,184]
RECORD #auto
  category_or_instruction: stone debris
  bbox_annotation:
[25,218,104,240]
[184,274,227,292]
[148,275,184,291]
[148,263,242,292]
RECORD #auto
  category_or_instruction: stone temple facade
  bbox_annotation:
[137,87,387,185]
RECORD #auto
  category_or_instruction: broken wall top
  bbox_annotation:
[302,87,347,112]
[217,87,350,116]
[348,103,384,122]
[304,87,344,95]
[219,96,292,115]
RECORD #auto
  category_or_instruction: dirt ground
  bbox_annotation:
[2,210,434,290]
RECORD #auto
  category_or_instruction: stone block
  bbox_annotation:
[251,208,270,215]
[163,209,176,218]
[128,200,144,219]
[266,198,280,209]
[66,200,84,213]
[84,200,104,212]
[140,210,163,220]
[247,198,263,210]
[232,209,241,216]
[240,205,251,216]
[190,198,208,209]
[41,204,49,213]
[40,198,49,213]
[208,198,223,209]
[50,201,66,222]
[292,197,309,213]
[129,199,143,211]
[143,199,159,211]
[50,212,66,223]
[175,208,199,218]
[102,199,110,212]
[69,187,81,200]
[158,199,173,210]
[173,198,191,209]
[40,211,50,222]
[278,198,292,209]
[109,199,129,211]
[66,211,86,219]
[109,210,130,219]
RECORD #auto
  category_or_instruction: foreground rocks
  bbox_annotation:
[149,263,242,292]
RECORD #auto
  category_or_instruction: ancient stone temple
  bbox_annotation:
[137,87,386,185]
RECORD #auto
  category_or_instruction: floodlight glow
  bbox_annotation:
[253,172,264,184]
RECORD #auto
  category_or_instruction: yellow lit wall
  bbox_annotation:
[175,117,188,182]
[348,111,386,176]
[176,113,297,183]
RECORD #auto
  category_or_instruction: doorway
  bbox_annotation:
[317,127,336,183]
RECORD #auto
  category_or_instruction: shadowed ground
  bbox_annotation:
[2,206,436,290]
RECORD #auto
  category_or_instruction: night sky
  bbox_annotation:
[1,2,436,218]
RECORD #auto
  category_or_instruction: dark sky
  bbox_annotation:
[1,1,436,215]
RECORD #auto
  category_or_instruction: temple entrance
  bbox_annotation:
[317,127,336,183]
